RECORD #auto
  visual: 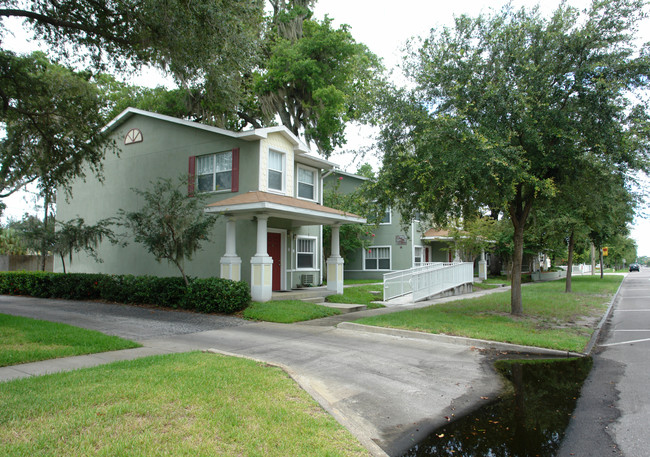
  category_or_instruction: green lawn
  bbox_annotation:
[326,285,385,309]
[242,300,341,323]
[0,352,369,457]
[0,313,141,367]
[355,276,622,353]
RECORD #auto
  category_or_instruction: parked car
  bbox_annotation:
[629,263,640,272]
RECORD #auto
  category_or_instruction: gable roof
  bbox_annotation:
[103,107,337,169]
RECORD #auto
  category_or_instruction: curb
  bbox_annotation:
[584,275,626,355]
[337,322,585,358]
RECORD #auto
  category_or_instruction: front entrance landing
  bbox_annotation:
[271,287,336,301]
[271,287,367,313]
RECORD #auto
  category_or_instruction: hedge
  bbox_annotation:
[0,271,250,314]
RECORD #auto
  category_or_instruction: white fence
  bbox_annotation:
[383,262,474,302]
[571,264,592,275]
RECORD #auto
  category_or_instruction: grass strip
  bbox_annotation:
[242,300,341,323]
[326,285,385,309]
[355,276,622,353]
[0,352,369,457]
[0,314,140,367]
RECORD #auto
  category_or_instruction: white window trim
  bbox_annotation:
[414,245,424,267]
[363,245,392,271]
[296,235,317,271]
[196,151,232,193]
[267,149,286,194]
[379,206,392,225]
[296,164,318,202]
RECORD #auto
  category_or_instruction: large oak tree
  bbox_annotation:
[0,0,265,202]
[374,0,650,314]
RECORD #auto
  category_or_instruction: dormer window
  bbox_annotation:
[297,166,316,201]
[268,150,285,192]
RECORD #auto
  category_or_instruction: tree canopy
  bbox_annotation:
[256,13,384,155]
[0,51,111,199]
[0,0,266,207]
[100,1,385,155]
[0,0,264,78]
[374,0,650,314]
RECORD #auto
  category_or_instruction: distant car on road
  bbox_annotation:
[629,263,640,272]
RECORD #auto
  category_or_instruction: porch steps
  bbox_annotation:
[315,302,367,314]
[270,288,335,301]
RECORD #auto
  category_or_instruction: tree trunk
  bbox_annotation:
[174,259,189,286]
[40,195,50,272]
[59,253,66,274]
[508,187,534,316]
[510,219,525,315]
[600,248,604,279]
[565,229,575,293]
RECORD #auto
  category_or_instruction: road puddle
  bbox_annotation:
[400,357,593,457]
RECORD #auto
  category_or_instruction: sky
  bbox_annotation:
[2,0,650,256]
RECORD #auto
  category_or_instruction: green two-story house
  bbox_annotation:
[322,170,460,281]
[56,108,365,301]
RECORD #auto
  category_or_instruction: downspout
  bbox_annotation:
[320,170,332,286]
[411,219,416,267]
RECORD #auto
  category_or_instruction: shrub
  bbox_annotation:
[186,277,251,314]
[0,272,250,314]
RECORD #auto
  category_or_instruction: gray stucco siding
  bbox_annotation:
[55,114,261,277]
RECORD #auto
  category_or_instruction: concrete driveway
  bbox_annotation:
[0,294,505,456]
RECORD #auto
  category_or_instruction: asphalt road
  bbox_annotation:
[559,268,650,457]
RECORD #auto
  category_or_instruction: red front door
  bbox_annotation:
[267,232,282,291]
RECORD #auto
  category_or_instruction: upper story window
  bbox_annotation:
[380,207,391,225]
[268,150,284,192]
[297,166,316,201]
[197,151,232,192]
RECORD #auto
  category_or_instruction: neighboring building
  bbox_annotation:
[323,171,466,281]
[56,108,364,301]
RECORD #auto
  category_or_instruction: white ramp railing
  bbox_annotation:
[383,262,474,302]
[412,262,474,302]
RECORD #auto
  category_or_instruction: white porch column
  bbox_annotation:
[220,218,242,281]
[250,215,273,302]
[478,248,488,280]
[327,224,344,295]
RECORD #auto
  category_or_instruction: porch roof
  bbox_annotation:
[421,229,455,241]
[205,191,366,226]
[422,228,496,243]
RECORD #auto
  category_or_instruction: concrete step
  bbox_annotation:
[271,288,335,301]
[317,302,367,314]
[301,296,326,304]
